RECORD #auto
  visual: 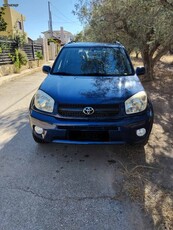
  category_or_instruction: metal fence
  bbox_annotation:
[0,39,44,65]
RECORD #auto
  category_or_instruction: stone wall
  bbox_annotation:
[0,60,45,77]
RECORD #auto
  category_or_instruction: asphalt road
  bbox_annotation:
[0,72,152,230]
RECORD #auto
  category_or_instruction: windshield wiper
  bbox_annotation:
[79,73,123,76]
[52,72,106,76]
[81,73,106,76]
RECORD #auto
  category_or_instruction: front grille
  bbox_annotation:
[58,104,120,118]
[57,126,119,131]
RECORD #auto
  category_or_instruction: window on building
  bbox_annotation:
[17,21,22,30]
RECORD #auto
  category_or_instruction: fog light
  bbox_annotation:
[136,128,146,137]
[35,126,44,135]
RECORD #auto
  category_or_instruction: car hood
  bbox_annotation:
[40,74,145,104]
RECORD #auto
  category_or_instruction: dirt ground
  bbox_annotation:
[119,55,173,229]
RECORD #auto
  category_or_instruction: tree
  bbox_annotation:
[160,0,173,9]
[74,31,84,42]
[74,0,173,80]
[0,7,7,31]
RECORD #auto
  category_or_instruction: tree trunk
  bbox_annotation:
[142,51,154,81]
[135,51,139,59]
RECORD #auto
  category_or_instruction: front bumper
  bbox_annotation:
[29,106,153,144]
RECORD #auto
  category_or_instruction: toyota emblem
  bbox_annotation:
[83,107,94,115]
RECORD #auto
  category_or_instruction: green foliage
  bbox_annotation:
[48,38,60,45]
[35,51,43,60]
[48,38,56,43]
[13,32,27,48]
[35,51,43,67]
[0,7,7,31]
[74,0,173,80]
[74,31,84,42]
[0,38,10,53]
[10,49,28,72]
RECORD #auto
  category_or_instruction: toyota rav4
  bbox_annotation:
[29,42,154,145]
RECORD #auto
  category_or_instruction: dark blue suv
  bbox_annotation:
[29,42,153,145]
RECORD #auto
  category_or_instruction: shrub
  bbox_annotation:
[10,49,28,72]
[35,51,43,67]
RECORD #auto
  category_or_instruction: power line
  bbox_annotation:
[51,11,78,23]
[50,2,76,23]
[51,11,77,23]
[52,20,79,24]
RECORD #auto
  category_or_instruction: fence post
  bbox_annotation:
[32,42,35,60]
[41,43,44,57]
[43,38,49,62]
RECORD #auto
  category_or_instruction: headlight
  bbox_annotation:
[125,91,147,114]
[34,90,54,113]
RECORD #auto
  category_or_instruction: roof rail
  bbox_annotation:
[114,41,122,45]
[68,40,75,44]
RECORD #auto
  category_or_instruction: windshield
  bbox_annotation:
[52,47,134,76]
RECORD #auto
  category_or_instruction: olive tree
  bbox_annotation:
[74,0,173,80]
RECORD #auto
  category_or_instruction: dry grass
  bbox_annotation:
[117,54,173,229]
[130,53,173,67]
[160,55,173,64]
[116,160,156,202]
[145,183,173,230]
[131,58,144,68]
[115,159,173,229]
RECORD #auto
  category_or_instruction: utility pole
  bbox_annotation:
[48,1,53,37]
[3,0,19,7]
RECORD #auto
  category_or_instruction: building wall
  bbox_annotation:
[42,27,74,45]
[59,27,73,44]
[0,7,26,37]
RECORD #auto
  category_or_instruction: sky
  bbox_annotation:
[0,0,83,40]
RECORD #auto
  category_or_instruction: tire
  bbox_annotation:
[32,132,47,144]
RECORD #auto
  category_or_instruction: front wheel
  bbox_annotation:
[32,132,47,144]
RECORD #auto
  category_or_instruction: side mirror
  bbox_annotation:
[136,66,145,76]
[42,65,51,74]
